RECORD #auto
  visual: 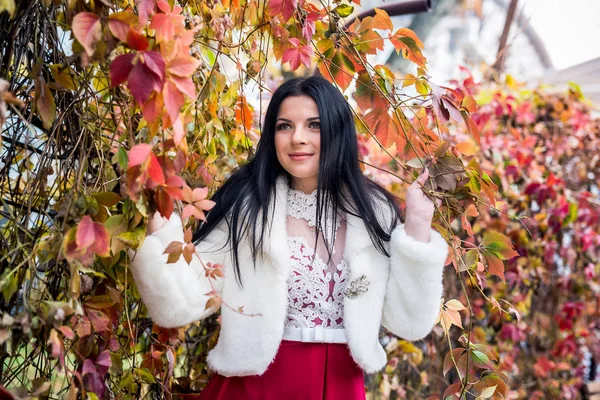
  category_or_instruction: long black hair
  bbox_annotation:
[193,76,402,286]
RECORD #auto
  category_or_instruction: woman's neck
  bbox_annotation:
[289,176,318,194]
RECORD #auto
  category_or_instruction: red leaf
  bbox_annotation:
[143,51,166,81]
[58,326,75,340]
[128,143,153,167]
[268,0,297,21]
[96,350,112,368]
[72,12,102,57]
[164,81,185,124]
[282,38,313,70]
[108,11,139,42]
[147,153,165,185]
[155,188,175,219]
[91,222,110,258]
[126,28,149,51]
[86,308,111,332]
[109,53,135,87]
[150,1,185,43]
[128,62,163,104]
[76,216,96,249]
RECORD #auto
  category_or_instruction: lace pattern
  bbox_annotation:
[284,188,349,329]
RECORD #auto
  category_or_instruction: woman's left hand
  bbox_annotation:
[404,168,439,242]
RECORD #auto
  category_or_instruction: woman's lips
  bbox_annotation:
[289,153,313,161]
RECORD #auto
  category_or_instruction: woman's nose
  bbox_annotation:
[291,127,307,144]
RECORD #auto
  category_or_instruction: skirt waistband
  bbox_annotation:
[282,326,348,344]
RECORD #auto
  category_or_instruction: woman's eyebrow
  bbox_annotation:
[276,117,320,122]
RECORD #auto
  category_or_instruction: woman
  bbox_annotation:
[130,76,448,399]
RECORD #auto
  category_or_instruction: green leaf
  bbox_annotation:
[116,146,128,170]
[116,227,146,249]
[135,367,157,383]
[333,4,354,17]
[461,249,478,271]
[481,231,519,260]
[92,192,122,207]
[1,273,18,302]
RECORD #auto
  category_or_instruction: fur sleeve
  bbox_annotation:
[128,214,229,328]
[381,224,448,340]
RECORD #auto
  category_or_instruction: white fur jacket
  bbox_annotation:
[129,176,448,377]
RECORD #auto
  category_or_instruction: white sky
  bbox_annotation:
[522,0,600,70]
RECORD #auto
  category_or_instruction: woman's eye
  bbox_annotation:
[309,121,320,129]
[276,123,291,130]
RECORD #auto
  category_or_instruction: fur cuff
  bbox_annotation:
[390,224,448,268]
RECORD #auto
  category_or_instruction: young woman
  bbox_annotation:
[130,76,448,399]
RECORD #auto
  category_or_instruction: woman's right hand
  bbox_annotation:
[147,211,169,235]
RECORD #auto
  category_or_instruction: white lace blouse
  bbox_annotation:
[284,188,350,330]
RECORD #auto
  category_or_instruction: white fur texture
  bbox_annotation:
[130,176,448,376]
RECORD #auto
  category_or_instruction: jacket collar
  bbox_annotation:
[266,175,374,276]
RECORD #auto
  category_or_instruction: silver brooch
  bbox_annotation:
[344,275,370,299]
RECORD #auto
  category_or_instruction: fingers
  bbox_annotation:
[415,167,429,185]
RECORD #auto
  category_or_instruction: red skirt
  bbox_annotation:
[197,340,366,400]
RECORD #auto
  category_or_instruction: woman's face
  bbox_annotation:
[274,95,321,193]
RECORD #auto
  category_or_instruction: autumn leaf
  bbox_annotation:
[108,11,139,42]
[481,231,519,260]
[461,95,478,113]
[72,12,102,57]
[316,42,355,91]
[182,186,216,220]
[235,95,253,131]
[136,0,156,25]
[150,0,186,43]
[437,298,465,334]
[389,28,426,69]
[282,38,313,71]
[363,108,403,150]
[268,0,297,21]
[35,77,56,130]
[63,216,110,266]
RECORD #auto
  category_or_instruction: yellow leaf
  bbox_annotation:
[402,73,416,88]
[479,384,497,399]
[0,0,15,18]
[445,299,466,311]
[415,79,429,95]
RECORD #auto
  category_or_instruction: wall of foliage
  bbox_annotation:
[0,0,597,399]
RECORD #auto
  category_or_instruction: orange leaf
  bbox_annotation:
[373,8,393,31]
[455,141,477,156]
[484,253,505,281]
[317,50,355,92]
[167,56,201,77]
[235,95,253,131]
[363,108,400,149]
[462,95,478,113]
